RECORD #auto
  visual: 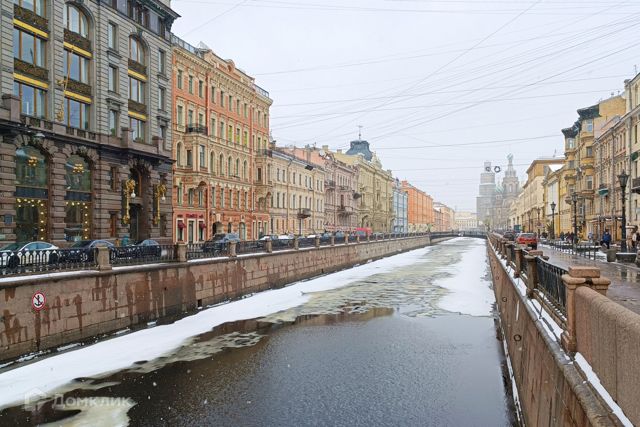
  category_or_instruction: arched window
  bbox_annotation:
[227,157,232,177]
[177,183,183,205]
[176,142,182,166]
[243,160,247,180]
[63,4,89,38]
[64,154,92,241]
[219,154,224,176]
[129,36,145,65]
[210,152,215,174]
[188,188,194,206]
[15,145,49,242]
[235,158,239,177]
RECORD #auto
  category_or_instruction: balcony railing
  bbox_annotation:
[254,83,270,99]
[186,124,208,135]
[297,208,312,218]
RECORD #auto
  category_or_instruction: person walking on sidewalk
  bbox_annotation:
[602,230,611,249]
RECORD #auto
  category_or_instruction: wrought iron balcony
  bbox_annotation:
[186,125,208,135]
[297,208,312,218]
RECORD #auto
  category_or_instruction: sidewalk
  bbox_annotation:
[540,244,640,315]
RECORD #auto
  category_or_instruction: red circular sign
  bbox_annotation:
[31,291,46,311]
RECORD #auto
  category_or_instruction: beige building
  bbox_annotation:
[454,211,478,231]
[520,158,564,235]
[334,139,394,232]
[270,147,324,236]
[433,202,454,232]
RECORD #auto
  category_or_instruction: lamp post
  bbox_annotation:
[618,170,629,252]
[550,201,556,239]
[571,192,578,248]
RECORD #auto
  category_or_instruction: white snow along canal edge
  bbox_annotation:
[0,243,438,410]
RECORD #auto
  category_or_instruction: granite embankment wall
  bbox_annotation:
[0,236,441,362]
[487,243,622,426]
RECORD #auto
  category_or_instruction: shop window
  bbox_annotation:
[15,145,48,242]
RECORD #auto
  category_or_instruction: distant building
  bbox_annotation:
[433,202,454,232]
[401,180,433,232]
[392,179,408,233]
[476,155,520,230]
[454,212,478,231]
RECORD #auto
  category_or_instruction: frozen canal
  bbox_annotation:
[0,238,515,426]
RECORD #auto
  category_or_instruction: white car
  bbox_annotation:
[0,241,59,268]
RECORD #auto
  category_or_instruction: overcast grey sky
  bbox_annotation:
[171,0,640,211]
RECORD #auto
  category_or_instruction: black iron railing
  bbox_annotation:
[0,247,97,276]
[298,237,316,248]
[535,257,568,319]
[110,244,175,266]
[236,240,263,255]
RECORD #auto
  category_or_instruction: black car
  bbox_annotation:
[503,231,516,241]
[133,239,162,257]
[59,240,114,263]
[202,233,240,254]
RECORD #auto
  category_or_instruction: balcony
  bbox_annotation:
[598,183,609,196]
[186,124,208,135]
[632,177,640,194]
[339,185,350,191]
[325,180,335,189]
[338,205,354,215]
[297,208,312,218]
[255,149,272,158]
[128,58,147,76]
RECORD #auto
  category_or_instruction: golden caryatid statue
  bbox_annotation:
[153,182,167,225]
[122,178,137,225]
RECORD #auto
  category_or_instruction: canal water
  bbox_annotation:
[0,238,516,426]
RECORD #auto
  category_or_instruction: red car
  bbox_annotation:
[516,233,537,249]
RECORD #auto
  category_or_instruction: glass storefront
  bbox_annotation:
[15,145,48,242]
[64,154,92,242]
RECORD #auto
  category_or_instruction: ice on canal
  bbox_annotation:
[0,237,499,423]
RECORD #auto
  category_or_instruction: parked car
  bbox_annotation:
[272,234,294,248]
[0,241,59,269]
[203,233,240,254]
[516,233,537,249]
[334,231,346,239]
[60,240,114,263]
[134,239,162,257]
[503,231,516,241]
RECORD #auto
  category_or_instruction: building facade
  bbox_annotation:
[454,211,478,231]
[401,180,433,232]
[0,0,179,245]
[334,139,394,232]
[171,37,272,242]
[476,161,496,228]
[392,179,408,233]
[433,202,454,232]
[270,147,324,236]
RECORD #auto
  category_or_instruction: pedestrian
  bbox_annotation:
[560,231,565,241]
[588,231,593,243]
[602,230,611,249]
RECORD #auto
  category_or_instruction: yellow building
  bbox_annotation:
[521,158,565,235]
[563,96,625,240]
[334,139,394,232]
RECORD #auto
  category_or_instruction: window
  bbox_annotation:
[228,95,232,111]
[243,103,248,118]
[109,109,118,135]
[108,22,117,50]
[13,82,46,118]
[236,99,240,113]
[586,146,593,158]
[585,120,593,132]
[63,4,88,37]
[210,118,216,137]
[199,145,205,168]
[158,87,166,110]
[108,66,118,92]
[186,149,193,167]
[235,128,240,143]
[188,76,193,94]
[187,110,193,125]
[220,91,225,107]
[221,189,225,207]
[198,81,203,98]
[211,186,216,208]
[177,105,184,125]
[188,189,194,205]
[158,50,166,74]
[129,117,145,140]
[586,176,594,190]
[177,69,183,89]
[227,125,233,142]
[198,189,203,207]
[15,0,45,17]
[64,97,90,129]
[63,50,89,83]
[129,36,144,64]
[128,77,145,102]
[211,86,215,103]
[13,28,45,67]
[109,166,118,190]
[177,183,183,205]
[198,113,204,126]
[176,143,182,166]
[160,124,166,141]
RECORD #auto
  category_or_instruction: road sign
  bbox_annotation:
[31,291,46,311]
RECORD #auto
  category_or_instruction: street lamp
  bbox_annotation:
[571,192,578,248]
[618,170,629,252]
[550,201,556,239]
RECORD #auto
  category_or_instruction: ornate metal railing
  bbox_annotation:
[236,240,263,255]
[0,247,97,276]
[298,237,316,248]
[110,244,175,266]
[535,257,568,320]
